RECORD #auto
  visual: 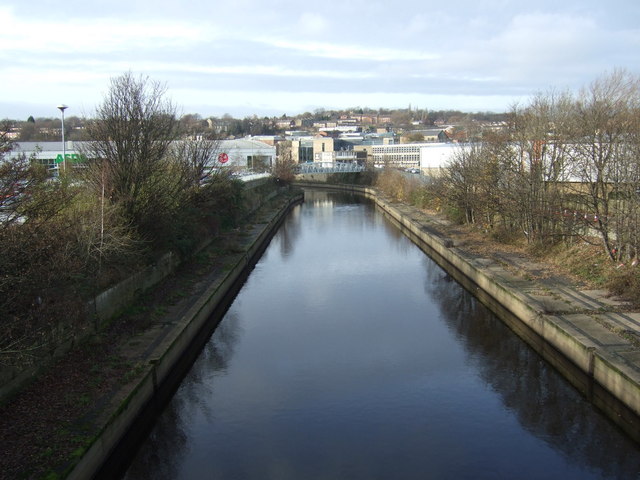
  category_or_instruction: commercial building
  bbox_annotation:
[372,142,462,173]
[215,138,276,172]
[7,141,90,173]
[6,138,276,174]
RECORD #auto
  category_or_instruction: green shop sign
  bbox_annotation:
[54,153,86,164]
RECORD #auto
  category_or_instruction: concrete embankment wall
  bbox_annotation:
[69,191,303,480]
[296,182,640,437]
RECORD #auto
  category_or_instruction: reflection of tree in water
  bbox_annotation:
[422,257,640,478]
[278,205,302,259]
[122,397,186,480]
[123,312,242,480]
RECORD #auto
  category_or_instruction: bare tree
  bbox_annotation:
[273,141,297,184]
[168,135,221,189]
[84,72,179,242]
[505,91,575,244]
[440,143,484,224]
[566,70,640,261]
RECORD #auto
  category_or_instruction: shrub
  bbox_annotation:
[608,265,640,307]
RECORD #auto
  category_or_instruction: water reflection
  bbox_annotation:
[123,189,640,480]
[123,313,242,480]
[423,258,640,478]
[276,204,301,260]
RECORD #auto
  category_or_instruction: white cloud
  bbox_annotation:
[175,89,525,118]
[0,6,210,55]
[297,13,328,36]
[497,14,598,65]
[0,1,639,118]
[176,63,376,79]
[256,38,439,62]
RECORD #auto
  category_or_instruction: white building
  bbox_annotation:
[372,143,421,168]
[7,141,89,173]
[371,142,467,174]
[6,138,276,174]
[419,143,469,174]
[371,142,448,168]
[214,138,276,172]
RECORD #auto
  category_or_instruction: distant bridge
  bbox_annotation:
[296,162,365,174]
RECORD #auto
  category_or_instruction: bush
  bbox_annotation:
[169,172,245,255]
[374,168,408,201]
[608,265,640,307]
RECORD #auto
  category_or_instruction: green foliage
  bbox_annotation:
[407,185,431,209]
[168,172,245,255]
[0,155,87,325]
[443,205,467,225]
[84,73,180,245]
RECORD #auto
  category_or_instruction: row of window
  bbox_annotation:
[372,154,420,160]
[372,146,421,154]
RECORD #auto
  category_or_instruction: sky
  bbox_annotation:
[2,0,639,120]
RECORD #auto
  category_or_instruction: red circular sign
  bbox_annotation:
[218,153,229,164]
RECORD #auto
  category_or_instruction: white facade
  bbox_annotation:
[6,138,276,173]
[371,142,467,173]
[313,151,335,163]
[419,143,467,171]
[7,141,90,172]
[372,143,421,167]
[214,138,276,172]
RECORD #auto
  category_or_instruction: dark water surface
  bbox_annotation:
[123,190,640,480]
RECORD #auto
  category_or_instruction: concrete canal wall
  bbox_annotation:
[297,182,640,439]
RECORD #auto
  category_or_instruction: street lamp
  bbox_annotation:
[57,104,68,174]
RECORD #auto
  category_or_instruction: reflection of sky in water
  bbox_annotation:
[124,189,640,480]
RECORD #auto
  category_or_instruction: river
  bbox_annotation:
[123,189,640,480]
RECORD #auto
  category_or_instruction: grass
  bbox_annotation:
[122,364,145,385]
[545,242,610,287]
[152,305,168,317]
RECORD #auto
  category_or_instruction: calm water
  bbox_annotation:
[123,189,640,480]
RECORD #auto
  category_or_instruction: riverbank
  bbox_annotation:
[298,182,640,441]
[0,189,302,480]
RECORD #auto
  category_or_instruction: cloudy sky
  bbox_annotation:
[2,0,639,120]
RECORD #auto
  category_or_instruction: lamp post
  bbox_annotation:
[57,104,68,174]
